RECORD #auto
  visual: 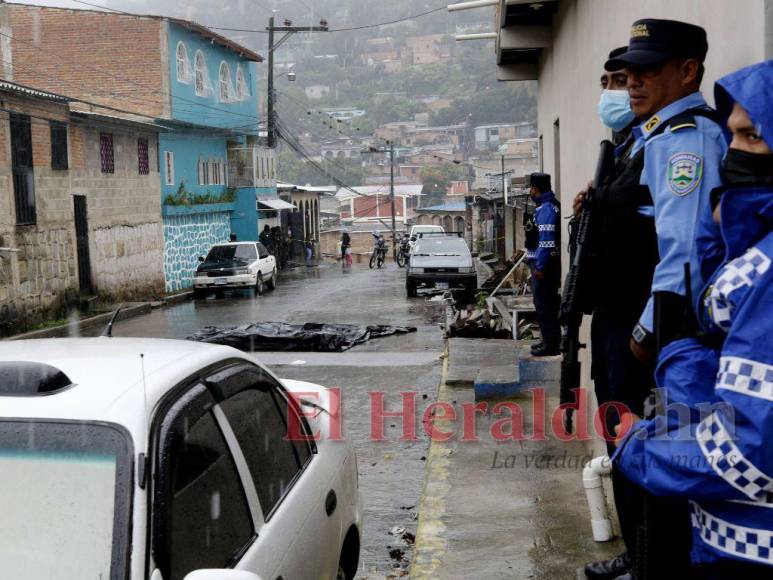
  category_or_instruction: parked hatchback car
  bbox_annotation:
[193,242,277,298]
[0,338,361,580]
[406,234,477,297]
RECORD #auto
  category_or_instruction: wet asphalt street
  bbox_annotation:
[101,261,445,579]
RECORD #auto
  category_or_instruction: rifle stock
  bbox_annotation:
[558,140,615,433]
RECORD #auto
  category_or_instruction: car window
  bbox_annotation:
[220,387,312,519]
[413,237,469,256]
[163,392,253,580]
[257,243,269,259]
[206,244,257,262]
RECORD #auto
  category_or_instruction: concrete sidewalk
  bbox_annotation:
[411,348,622,580]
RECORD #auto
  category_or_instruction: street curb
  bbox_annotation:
[7,302,154,340]
[410,350,451,580]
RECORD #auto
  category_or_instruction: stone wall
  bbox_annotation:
[163,208,232,292]
[93,222,164,298]
[0,96,78,334]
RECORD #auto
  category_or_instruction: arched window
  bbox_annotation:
[443,216,453,231]
[219,62,232,102]
[176,42,189,83]
[454,216,465,233]
[194,51,207,96]
[236,65,248,100]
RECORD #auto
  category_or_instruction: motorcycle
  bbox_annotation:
[369,235,388,269]
[396,234,411,268]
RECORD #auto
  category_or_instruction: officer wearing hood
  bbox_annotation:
[528,172,561,356]
[614,60,773,579]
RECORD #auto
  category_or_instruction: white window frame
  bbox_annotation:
[219,61,232,102]
[176,42,189,83]
[194,50,207,97]
[164,151,174,186]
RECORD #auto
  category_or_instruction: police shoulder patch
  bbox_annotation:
[667,152,703,196]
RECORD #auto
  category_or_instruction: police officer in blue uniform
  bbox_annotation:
[582,47,659,580]
[603,19,728,362]
[602,20,728,578]
[614,60,773,579]
[528,172,561,356]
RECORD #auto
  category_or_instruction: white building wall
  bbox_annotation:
[530,0,770,453]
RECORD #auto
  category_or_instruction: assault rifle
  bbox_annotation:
[558,140,615,433]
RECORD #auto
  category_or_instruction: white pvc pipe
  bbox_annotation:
[455,32,498,41]
[448,0,498,11]
[583,455,613,542]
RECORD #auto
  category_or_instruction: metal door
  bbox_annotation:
[73,195,93,293]
[10,114,36,225]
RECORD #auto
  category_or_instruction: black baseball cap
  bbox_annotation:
[605,19,708,71]
[529,172,551,192]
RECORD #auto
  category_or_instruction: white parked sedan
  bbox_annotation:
[0,338,361,580]
[193,242,277,298]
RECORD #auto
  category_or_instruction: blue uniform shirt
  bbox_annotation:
[632,92,728,333]
[533,190,560,272]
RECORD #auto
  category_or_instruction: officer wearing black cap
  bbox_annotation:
[605,18,728,580]
[579,46,659,580]
[527,172,561,356]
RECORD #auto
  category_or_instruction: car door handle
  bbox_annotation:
[325,489,337,517]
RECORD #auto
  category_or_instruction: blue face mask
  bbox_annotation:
[598,89,635,132]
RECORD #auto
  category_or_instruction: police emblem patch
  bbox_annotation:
[667,152,703,196]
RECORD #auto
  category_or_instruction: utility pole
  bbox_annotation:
[266,17,329,148]
[389,140,396,261]
[267,16,275,148]
[501,154,506,205]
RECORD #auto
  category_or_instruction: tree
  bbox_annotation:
[420,165,464,207]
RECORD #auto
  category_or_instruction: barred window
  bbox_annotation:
[138,138,149,175]
[100,133,114,174]
[176,42,189,83]
[195,51,206,96]
[164,151,174,186]
[236,65,248,100]
[219,62,232,102]
[50,121,68,170]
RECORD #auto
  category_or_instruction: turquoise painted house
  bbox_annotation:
[159,20,277,291]
[3,5,279,292]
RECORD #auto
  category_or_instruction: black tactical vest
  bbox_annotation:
[591,108,721,318]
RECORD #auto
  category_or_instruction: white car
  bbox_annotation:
[193,242,277,298]
[0,338,361,580]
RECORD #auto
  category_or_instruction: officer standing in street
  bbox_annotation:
[603,19,728,578]
[614,59,773,580]
[528,172,561,356]
[580,47,659,580]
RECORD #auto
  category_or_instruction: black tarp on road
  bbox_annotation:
[187,322,417,352]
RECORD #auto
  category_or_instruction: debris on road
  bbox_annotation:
[187,322,417,352]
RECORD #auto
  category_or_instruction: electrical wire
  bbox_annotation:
[63,0,447,35]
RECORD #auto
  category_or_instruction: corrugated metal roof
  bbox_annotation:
[0,80,69,103]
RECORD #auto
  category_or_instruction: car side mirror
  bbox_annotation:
[410,236,416,242]
[198,256,205,262]
[184,571,263,580]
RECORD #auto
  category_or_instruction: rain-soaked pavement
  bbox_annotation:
[97,261,445,579]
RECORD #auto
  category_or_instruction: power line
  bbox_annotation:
[66,0,447,35]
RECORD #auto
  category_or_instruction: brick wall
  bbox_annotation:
[5,5,166,118]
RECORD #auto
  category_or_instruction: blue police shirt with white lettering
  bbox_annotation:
[631,92,727,333]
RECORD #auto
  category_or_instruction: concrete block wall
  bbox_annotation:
[163,210,231,292]
[71,123,165,297]
[0,98,78,334]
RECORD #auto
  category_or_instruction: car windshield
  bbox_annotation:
[412,226,443,235]
[413,237,469,257]
[206,244,257,262]
[0,421,132,580]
